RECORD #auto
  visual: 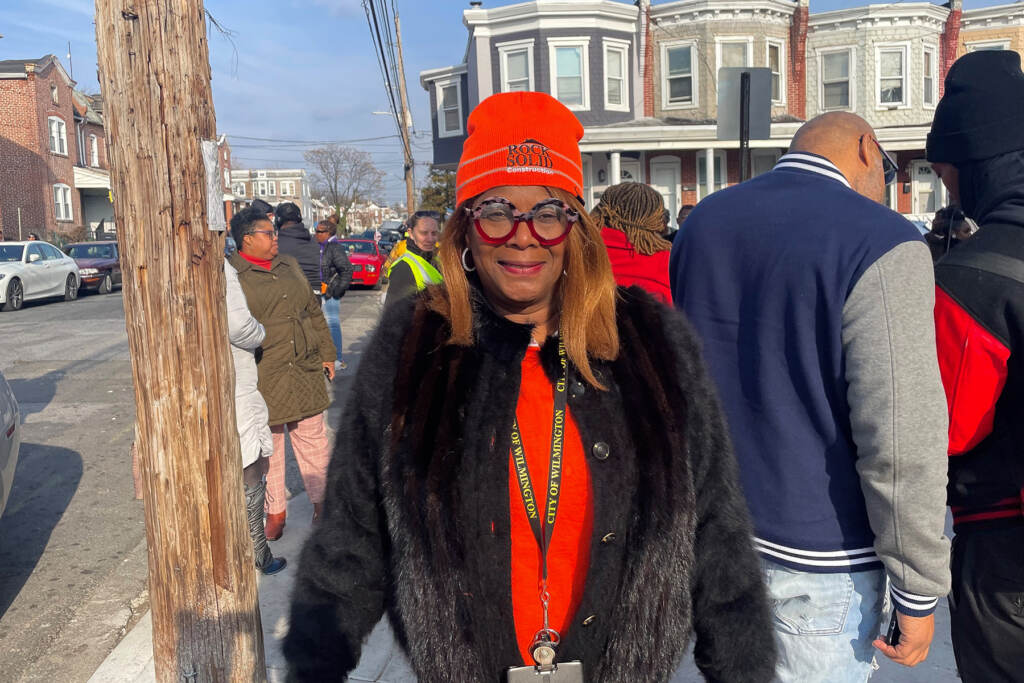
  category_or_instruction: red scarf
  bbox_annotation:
[239,252,273,270]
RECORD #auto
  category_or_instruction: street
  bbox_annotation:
[0,285,385,683]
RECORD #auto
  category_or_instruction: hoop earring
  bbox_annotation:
[461,247,477,272]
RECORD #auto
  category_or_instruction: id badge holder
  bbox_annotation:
[506,661,584,682]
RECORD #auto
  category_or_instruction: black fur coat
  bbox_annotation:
[284,287,775,682]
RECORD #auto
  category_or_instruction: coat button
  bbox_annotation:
[283,293,287,298]
[600,532,616,544]
[592,442,610,460]
[569,381,585,399]
[582,615,596,627]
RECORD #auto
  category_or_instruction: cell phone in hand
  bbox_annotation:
[885,611,901,646]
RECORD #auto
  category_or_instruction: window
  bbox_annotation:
[267,181,276,196]
[662,41,697,109]
[436,78,463,137]
[256,181,267,197]
[279,181,293,196]
[603,40,629,111]
[696,151,728,201]
[923,47,937,107]
[877,46,908,107]
[53,184,73,221]
[50,84,58,105]
[820,49,852,110]
[752,149,782,177]
[233,183,246,196]
[41,243,63,260]
[89,134,99,167]
[28,244,45,262]
[767,40,785,104]
[967,40,1011,52]
[498,40,534,92]
[48,117,67,155]
[717,38,752,72]
[548,38,591,110]
[257,170,267,178]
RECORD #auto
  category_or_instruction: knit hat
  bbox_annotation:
[250,198,273,215]
[274,201,302,228]
[927,50,1024,164]
[455,92,584,207]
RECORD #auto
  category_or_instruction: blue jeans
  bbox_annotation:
[762,558,887,683]
[321,296,343,363]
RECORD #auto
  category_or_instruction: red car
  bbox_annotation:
[337,239,385,289]
[65,241,122,294]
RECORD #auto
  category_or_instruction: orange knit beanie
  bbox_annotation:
[455,92,584,207]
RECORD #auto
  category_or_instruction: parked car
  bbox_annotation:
[0,368,21,520]
[0,241,80,311]
[65,240,122,294]
[337,239,386,289]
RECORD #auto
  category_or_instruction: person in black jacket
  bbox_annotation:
[315,219,352,371]
[284,90,774,683]
[274,202,321,295]
[383,210,441,309]
[928,50,1024,682]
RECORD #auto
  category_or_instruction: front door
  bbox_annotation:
[650,160,680,223]
[911,161,944,215]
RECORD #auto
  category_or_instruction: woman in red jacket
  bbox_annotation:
[593,182,673,304]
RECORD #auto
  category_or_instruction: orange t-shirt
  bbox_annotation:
[509,346,594,665]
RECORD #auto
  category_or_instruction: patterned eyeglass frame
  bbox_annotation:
[464,197,579,246]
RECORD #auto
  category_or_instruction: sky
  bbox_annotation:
[0,0,1014,203]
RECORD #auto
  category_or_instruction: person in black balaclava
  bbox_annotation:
[274,202,322,295]
[927,49,1024,682]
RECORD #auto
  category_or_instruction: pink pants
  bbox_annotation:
[266,412,328,514]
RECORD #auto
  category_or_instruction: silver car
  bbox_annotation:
[0,369,20,519]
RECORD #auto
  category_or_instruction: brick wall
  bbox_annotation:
[789,4,809,119]
[33,63,81,236]
[83,122,107,169]
[940,8,962,97]
[0,76,46,240]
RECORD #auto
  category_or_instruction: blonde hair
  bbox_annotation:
[426,187,619,389]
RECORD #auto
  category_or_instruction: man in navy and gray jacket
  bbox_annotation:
[670,112,951,680]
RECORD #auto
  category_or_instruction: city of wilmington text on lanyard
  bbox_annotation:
[508,337,583,680]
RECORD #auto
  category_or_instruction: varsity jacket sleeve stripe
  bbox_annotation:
[842,241,952,616]
[934,285,1011,455]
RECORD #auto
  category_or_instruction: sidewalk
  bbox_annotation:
[88,493,316,683]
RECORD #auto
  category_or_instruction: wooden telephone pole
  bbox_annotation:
[95,1,266,681]
[394,11,415,214]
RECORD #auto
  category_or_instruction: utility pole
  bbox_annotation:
[394,11,416,214]
[94,2,266,681]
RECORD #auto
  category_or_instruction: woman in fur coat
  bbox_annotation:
[284,92,775,682]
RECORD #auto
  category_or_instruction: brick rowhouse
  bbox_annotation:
[0,56,82,240]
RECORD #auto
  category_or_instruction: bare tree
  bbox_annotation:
[304,145,385,233]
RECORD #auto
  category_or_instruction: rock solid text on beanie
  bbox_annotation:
[508,140,554,170]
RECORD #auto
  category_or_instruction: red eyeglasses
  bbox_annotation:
[465,197,578,246]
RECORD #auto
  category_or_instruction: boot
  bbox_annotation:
[245,481,287,575]
[312,502,323,524]
[265,510,286,541]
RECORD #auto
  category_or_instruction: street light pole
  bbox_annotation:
[394,12,415,214]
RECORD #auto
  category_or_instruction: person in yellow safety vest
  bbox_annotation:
[384,210,442,309]
[383,232,408,278]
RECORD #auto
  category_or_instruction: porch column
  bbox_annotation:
[609,151,621,187]
[705,148,715,199]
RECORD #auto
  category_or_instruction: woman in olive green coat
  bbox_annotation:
[228,207,336,541]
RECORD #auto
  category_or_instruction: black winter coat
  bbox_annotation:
[276,223,321,290]
[320,239,353,299]
[284,286,775,682]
